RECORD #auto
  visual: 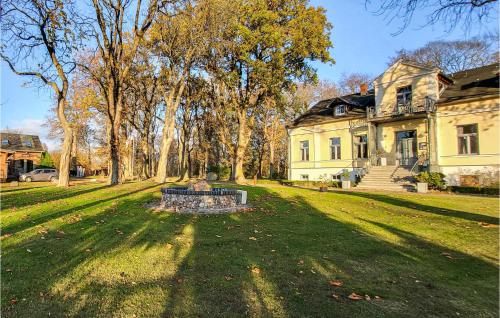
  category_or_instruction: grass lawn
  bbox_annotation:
[1,181,498,317]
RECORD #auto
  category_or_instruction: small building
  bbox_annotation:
[287,61,499,188]
[0,133,45,181]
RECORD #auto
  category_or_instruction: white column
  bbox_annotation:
[23,159,27,172]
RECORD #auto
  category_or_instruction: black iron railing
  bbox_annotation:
[368,96,436,119]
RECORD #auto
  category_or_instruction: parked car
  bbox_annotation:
[19,169,58,182]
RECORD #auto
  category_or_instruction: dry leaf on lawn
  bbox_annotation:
[348,293,363,300]
[329,280,343,287]
[251,267,261,274]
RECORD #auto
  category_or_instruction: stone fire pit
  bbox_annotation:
[159,181,248,213]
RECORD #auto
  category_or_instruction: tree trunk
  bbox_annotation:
[269,140,275,179]
[104,79,123,185]
[232,110,250,183]
[156,85,185,183]
[56,98,73,187]
[156,124,174,183]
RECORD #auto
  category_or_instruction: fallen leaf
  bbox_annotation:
[329,280,343,287]
[176,278,183,283]
[1,233,13,240]
[224,275,233,281]
[348,293,363,301]
[26,249,32,253]
[364,295,371,300]
[9,298,17,305]
[331,294,340,300]
[85,248,91,252]
[479,222,498,228]
[374,295,382,300]
[298,260,304,265]
[216,235,222,238]
[251,267,260,274]
[165,243,173,250]
[248,236,257,241]
[441,252,454,259]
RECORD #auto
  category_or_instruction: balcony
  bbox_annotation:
[368,97,436,121]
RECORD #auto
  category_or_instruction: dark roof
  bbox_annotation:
[0,133,45,152]
[439,63,499,104]
[290,91,375,127]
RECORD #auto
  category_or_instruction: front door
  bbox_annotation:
[396,130,417,166]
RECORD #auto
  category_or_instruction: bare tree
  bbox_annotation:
[1,0,84,187]
[339,73,373,94]
[154,0,207,183]
[388,36,499,73]
[82,0,159,185]
[366,0,498,34]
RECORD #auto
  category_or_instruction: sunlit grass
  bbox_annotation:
[1,180,498,317]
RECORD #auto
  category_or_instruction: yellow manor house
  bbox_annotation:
[287,60,499,190]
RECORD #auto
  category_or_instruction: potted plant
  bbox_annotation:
[415,172,429,193]
[318,174,329,192]
[376,149,387,166]
[341,170,351,189]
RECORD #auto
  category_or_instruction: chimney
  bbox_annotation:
[360,83,368,96]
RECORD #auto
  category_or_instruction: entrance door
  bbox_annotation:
[396,130,417,166]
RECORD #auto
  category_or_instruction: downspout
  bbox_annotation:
[287,128,291,180]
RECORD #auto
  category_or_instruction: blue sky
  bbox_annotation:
[1,0,498,149]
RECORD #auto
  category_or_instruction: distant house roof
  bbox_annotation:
[438,63,499,104]
[289,91,375,128]
[0,133,45,152]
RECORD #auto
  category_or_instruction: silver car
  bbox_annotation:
[20,169,59,182]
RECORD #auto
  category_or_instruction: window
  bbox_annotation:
[330,137,341,160]
[334,105,346,116]
[300,174,309,181]
[355,135,368,159]
[300,141,309,161]
[457,124,478,155]
[1,139,9,146]
[331,174,341,180]
[396,85,412,106]
[22,140,33,147]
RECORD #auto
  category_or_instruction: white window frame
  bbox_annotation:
[330,137,341,160]
[457,124,479,155]
[334,105,346,116]
[300,140,309,161]
[355,135,368,159]
[300,174,309,181]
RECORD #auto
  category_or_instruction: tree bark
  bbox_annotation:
[232,110,251,183]
[156,83,185,183]
[269,140,275,179]
[57,98,73,187]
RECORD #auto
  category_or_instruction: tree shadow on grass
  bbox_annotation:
[0,183,112,210]
[331,189,499,224]
[2,183,159,235]
[1,183,498,317]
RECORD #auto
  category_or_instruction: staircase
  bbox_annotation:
[356,166,415,192]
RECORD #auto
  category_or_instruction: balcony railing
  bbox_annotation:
[368,96,436,120]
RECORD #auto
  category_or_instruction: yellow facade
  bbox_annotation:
[289,119,368,180]
[374,63,439,114]
[288,60,500,186]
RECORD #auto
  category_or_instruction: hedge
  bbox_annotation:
[448,186,499,196]
[279,180,341,188]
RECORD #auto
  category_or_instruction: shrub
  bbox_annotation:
[415,171,446,190]
[208,165,231,180]
[448,186,499,196]
[279,179,341,188]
